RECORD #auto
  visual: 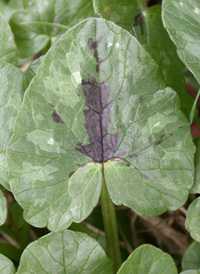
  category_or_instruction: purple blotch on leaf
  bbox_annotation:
[154,134,166,146]
[52,110,64,124]
[140,172,149,180]
[76,74,118,162]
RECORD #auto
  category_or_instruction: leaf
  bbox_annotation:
[182,241,200,271]
[162,0,200,84]
[0,13,17,64]
[24,56,44,86]
[7,18,195,232]
[0,61,25,190]
[93,0,146,31]
[186,197,200,242]
[190,138,200,193]
[0,254,15,274]
[180,271,200,274]
[117,244,177,274]
[132,4,193,117]
[17,230,113,274]
[0,191,7,226]
[9,0,94,58]
[3,0,24,21]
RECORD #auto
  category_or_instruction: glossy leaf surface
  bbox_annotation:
[17,230,113,274]
[117,244,177,274]
[9,0,94,58]
[163,0,200,84]
[7,18,194,232]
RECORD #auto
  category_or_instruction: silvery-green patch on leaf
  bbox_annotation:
[0,61,25,190]
[117,244,177,274]
[0,13,17,64]
[93,0,146,31]
[162,0,200,84]
[186,198,200,242]
[182,241,200,271]
[0,254,15,274]
[7,18,195,232]
[190,138,200,193]
[9,0,94,59]
[17,230,113,274]
[0,191,7,226]
[132,4,194,117]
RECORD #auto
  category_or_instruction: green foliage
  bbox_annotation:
[0,0,200,272]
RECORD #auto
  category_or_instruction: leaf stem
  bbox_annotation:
[189,88,200,124]
[20,21,70,31]
[101,166,122,273]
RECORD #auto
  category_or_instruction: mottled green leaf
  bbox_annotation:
[162,0,200,84]
[7,18,194,232]
[117,244,177,274]
[182,241,200,271]
[190,138,200,193]
[0,191,7,226]
[0,61,25,190]
[186,198,200,242]
[9,0,94,58]
[17,230,113,274]
[0,254,15,274]
[93,0,146,31]
[0,13,17,64]
[132,4,193,117]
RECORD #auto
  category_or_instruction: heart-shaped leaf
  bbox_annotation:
[0,254,15,274]
[7,18,194,232]
[9,0,94,58]
[0,61,25,191]
[17,230,113,274]
[117,244,177,274]
[186,197,200,242]
[93,0,145,31]
[162,0,200,84]
[0,13,17,64]
[182,241,200,271]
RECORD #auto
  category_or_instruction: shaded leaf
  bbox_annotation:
[0,61,25,190]
[0,254,15,274]
[7,18,194,232]
[24,56,44,86]
[93,0,146,31]
[17,230,113,274]
[9,0,94,58]
[117,244,177,274]
[162,0,200,84]
[182,241,200,271]
[0,13,17,64]
[186,197,200,242]
[0,191,7,226]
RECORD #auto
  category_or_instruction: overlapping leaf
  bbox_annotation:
[0,13,17,64]
[7,18,194,232]
[182,241,200,271]
[180,271,200,274]
[0,61,25,191]
[117,244,177,274]
[0,191,7,226]
[190,138,200,193]
[186,198,200,242]
[93,0,145,31]
[16,230,113,274]
[162,0,200,84]
[0,254,15,274]
[9,0,94,58]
